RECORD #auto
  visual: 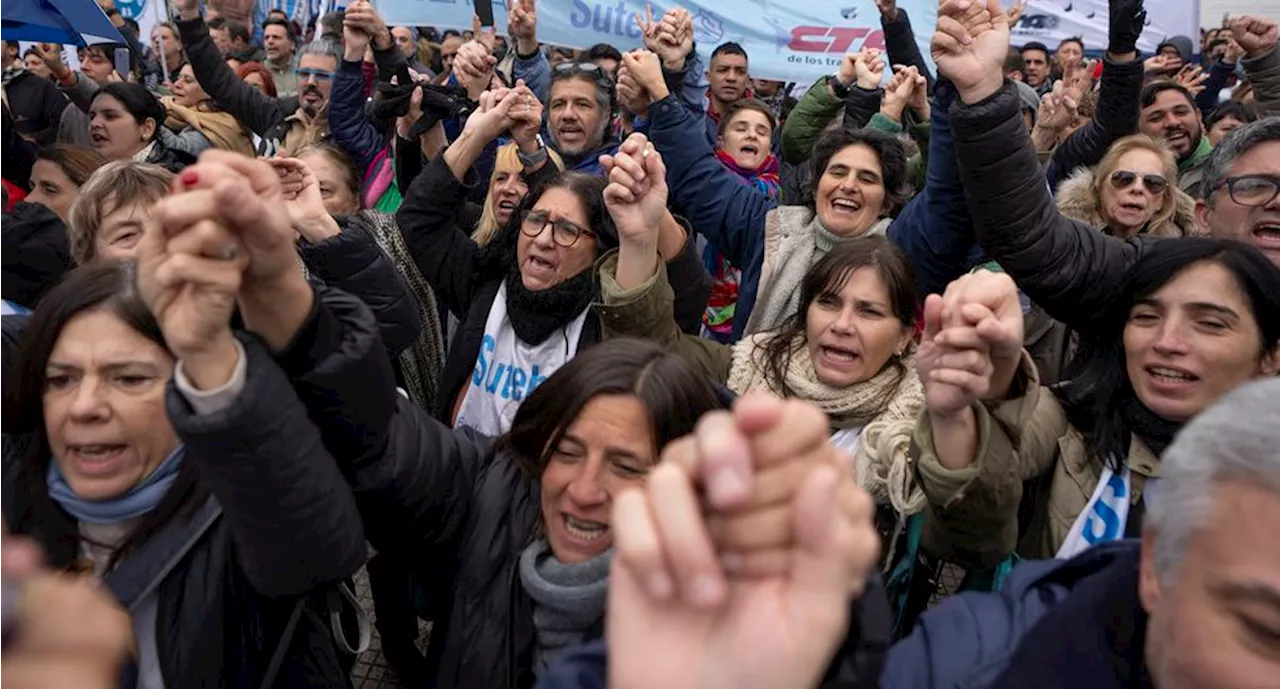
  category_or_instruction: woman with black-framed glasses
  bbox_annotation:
[395,86,710,436]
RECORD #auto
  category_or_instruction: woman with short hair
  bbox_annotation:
[68,160,173,264]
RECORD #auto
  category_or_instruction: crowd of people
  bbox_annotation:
[2,0,1279,687]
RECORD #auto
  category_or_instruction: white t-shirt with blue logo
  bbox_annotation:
[454,283,590,437]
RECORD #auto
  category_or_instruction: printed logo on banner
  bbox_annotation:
[118,0,147,20]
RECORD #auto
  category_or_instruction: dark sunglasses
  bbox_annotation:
[520,209,596,248]
[1109,170,1169,194]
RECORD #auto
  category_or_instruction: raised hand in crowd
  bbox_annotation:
[158,151,314,350]
[471,14,499,55]
[1142,53,1181,76]
[932,0,1011,104]
[1059,57,1094,103]
[31,43,70,82]
[1031,81,1079,151]
[1173,63,1210,97]
[601,132,669,288]
[853,49,887,89]
[341,5,375,61]
[881,65,927,122]
[1005,0,1026,26]
[508,81,544,152]
[916,270,1024,470]
[1228,15,1279,58]
[136,167,251,391]
[1223,36,1245,64]
[609,395,881,689]
[508,0,538,57]
[344,0,393,52]
[1107,0,1146,57]
[454,38,499,100]
[2,534,134,689]
[637,6,694,70]
[174,0,199,20]
[267,156,343,242]
[620,49,669,107]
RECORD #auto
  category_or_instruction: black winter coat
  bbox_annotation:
[3,310,368,687]
[952,81,1156,334]
[5,71,69,145]
[299,214,423,358]
[1043,56,1144,191]
[286,287,889,689]
[396,155,713,422]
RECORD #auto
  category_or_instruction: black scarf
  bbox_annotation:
[503,267,595,346]
[1121,396,1182,457]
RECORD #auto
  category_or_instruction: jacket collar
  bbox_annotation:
[990,542,1153,689]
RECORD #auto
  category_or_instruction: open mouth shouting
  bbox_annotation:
[1251,219,1280,258]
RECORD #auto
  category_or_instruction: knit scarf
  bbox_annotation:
[160,96,255,156]
[1178,135,1212,175]
[47,445,185,524]
[704,150,782,339]
[517,539,610,671]
[503,266,595,345]
[744,207,894,335]
[727,334,927,515]
[1120,396,1181,458]
[359,210,447,407]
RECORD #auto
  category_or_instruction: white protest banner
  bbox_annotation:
[375,0,941,84]
[1011,0,1200,56]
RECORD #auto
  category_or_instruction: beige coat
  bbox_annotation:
[913,359,1161,567]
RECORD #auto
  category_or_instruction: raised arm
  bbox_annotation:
[331,19,388,174]
[508,0,550,101]
[877,1,936,91]
[174,9,284,138]
[1044,0,1147,189]
[1230,16,1280,116]
[934,0,1143,331]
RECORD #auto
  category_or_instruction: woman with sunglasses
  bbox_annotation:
[396,87,709,435]
[912,238,1280,567]
[1055,135,1197,239]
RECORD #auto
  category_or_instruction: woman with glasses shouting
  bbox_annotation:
[396,86,710,435]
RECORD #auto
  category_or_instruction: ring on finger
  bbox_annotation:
[216,244,239,261]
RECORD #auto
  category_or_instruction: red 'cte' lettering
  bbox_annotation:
[788,27,886,53]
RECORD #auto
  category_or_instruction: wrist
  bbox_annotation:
[516,37,539,58]
[881,102,906,122]
[855,75,879,90]
[373,30,393,51]
[649,82,670,102]
[297,214,342,242]
[238,273,315,351]
[178,333,241,391]
[957,74,1005,105]
[928,405,976,431]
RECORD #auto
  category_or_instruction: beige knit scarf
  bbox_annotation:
[728,333,927,516]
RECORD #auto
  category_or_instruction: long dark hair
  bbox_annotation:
[754,236,917,397]
[1057,238,1280,470]
[498,337,722,483]
[93,82,166,144]
[476,170,615,278]
[3,262,209,571]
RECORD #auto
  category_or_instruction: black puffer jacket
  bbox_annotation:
[299,213,423,358]
[1043,55,1144,191]
[396,155,713,422]
[3,304,368,687]
[951,80,1156,333]
[277,298,889,689]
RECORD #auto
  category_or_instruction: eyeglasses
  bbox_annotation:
[520,209,595,248]
[1108,170,1169,194]
[1211,175,1280,207]
[294,68,334,83]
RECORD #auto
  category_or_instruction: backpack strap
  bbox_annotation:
[102,496,222,612]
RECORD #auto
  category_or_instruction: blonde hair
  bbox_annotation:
[471,143,563,247]
[68,161,174,264]
[1094,134,1179,235]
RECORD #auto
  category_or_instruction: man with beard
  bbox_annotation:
[175,0,335,155]
[1138,81,1213,195]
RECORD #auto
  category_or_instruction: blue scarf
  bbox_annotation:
[47,445,186,524]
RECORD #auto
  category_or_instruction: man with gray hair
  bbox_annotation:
[882,377,1280,687]
[175,0,337,154]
